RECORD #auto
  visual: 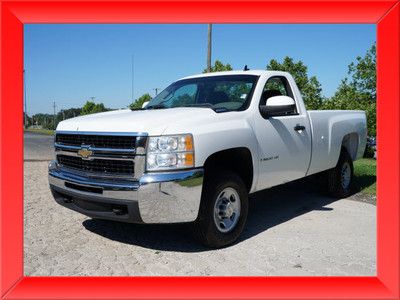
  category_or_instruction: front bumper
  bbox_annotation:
[48,161,204,224]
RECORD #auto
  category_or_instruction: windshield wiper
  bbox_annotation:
[182,103,229,113]
[183,103,214,108]
[146,103,230,112]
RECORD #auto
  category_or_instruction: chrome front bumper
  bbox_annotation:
[48,161,204,224]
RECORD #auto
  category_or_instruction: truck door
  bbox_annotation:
[254,76,312,190]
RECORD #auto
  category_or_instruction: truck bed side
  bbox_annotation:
[306,110,367,176]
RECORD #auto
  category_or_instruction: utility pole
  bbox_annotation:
[53,101,56,129]
[207,24,212,73]
[131,54,135,101]
[23,69,27,128]
[153,88,160,96]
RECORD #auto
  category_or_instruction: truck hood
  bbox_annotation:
[56,108,218,135]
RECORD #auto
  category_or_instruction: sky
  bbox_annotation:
[24,24,376,115]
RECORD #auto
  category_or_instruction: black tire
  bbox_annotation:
[193,170,248,248]
[327,149,354,198]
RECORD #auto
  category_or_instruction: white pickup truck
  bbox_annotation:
[49,70,367,247]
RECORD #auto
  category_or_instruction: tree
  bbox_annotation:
[266,57,323,109]
[129,93,152,110]
[203,60,233,73]
[58,108,82,120]
[323,44,376,136]
[348,44,376,100]
[81,101,108,115]
[31,113,53,129]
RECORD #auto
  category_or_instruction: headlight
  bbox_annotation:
[146,134,194,171]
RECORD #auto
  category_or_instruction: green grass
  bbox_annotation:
[353,158,376,195]
[25,128,55,135]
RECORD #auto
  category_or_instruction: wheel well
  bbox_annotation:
[341,132,359,160]
[203,148,253,192]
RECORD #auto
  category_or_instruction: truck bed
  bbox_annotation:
[306,110,367,176]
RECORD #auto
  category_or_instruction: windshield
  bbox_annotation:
[146,75,259,112]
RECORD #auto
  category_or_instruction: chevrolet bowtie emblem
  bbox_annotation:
[77,147,93,159]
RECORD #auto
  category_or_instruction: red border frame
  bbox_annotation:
[1,1,399,299]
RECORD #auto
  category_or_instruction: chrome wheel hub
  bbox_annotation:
[341,162,351,189]
[213,187,241,233]
[223,203,234,218]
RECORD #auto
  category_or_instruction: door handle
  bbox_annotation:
[294,124,305,131]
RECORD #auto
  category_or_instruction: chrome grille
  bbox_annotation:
[54,132,147,178]
[56,134,136,149]
[57,155,135,175]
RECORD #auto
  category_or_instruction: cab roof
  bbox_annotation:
[180,70,291,80]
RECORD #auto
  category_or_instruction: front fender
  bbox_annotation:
[193,119,259,193]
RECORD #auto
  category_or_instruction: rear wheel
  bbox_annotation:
[327,149,354,198]
[193,170,248,248]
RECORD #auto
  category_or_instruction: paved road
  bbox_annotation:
[24,132,54,161]
[24,133,376,276]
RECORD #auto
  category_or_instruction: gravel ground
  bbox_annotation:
[24,160,376,276]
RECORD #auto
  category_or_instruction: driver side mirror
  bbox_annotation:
[259,95,296,118]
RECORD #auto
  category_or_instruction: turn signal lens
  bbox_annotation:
[185,135,193,151]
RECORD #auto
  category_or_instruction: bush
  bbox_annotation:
[129,94,152,110]
[363,145,375,158]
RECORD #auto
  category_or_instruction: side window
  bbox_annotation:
[264,77,288,96]
[261,76,297,115]
[209,81,254,110]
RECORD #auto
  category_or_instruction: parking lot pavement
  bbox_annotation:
[25,160,376,276]
[24,132,54,161]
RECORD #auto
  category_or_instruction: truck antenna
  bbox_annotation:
[243,65,250,71]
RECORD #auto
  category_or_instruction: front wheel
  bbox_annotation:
[327,149,354,198]
[193,170,248,248]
